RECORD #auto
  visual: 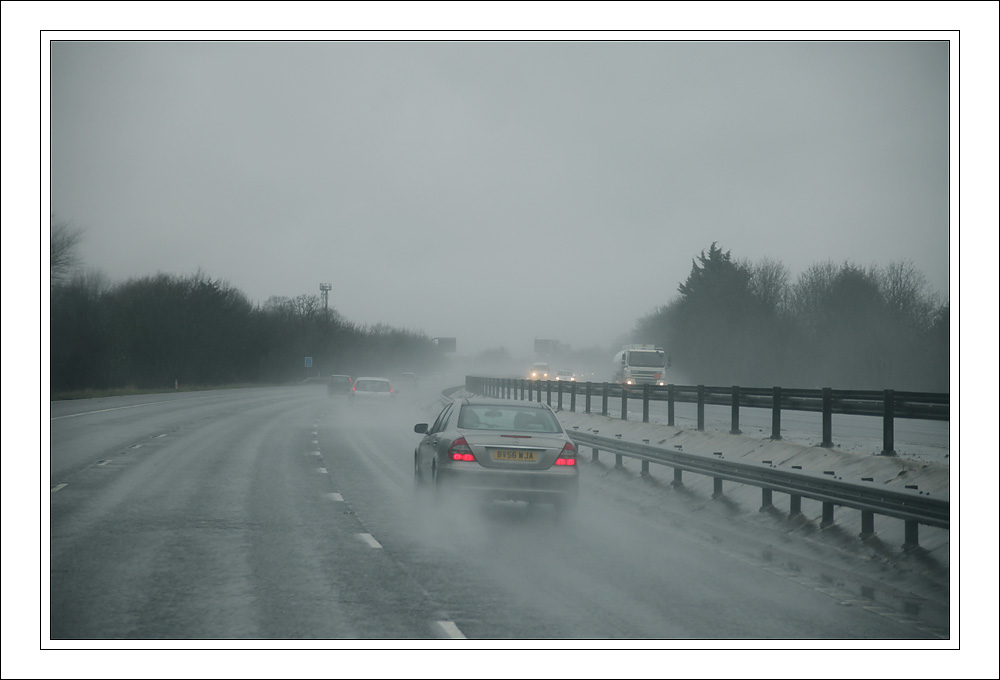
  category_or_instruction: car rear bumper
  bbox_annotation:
[436,465,578,502]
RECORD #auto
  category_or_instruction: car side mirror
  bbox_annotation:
[414,423,428,434]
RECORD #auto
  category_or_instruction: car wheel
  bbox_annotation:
[431,461,445,499]
[414,452,426,486]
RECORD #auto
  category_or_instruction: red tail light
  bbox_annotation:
[448,437,475,462]
[555,441,577,466]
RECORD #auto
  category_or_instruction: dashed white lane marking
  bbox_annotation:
[357,533,383,549]
[155,433,167,438]
[325,493,344,501]
[96,459,112,466]
[316,468,328,474]
[51,484,67,493]
[130,444,143,449]
[435,620,467,639]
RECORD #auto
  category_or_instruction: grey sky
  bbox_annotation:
[49,38,951,356]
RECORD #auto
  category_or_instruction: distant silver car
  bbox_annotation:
[349,377,395,403]
[327,374,354,396]
[554,369,576,381]
[413,397,579,511]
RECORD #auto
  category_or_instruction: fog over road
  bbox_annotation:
[45,381,951,647]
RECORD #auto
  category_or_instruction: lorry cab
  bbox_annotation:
[613,344,668,386]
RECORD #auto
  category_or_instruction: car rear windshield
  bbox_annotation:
[355,380,390,392]
[457,405,562,433]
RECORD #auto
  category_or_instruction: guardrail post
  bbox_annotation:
[602,383,608,416]
[860,511,875,540]
[821,502,835,528]
[570,383,576,412]
[585,382,592,414]
[641,460,649,476]
[760,488,773,511]
[904,521,919,549]
[789,495,802,517]
[545,381,551,405]
[881,389,896,456]
[697,385,706,431]
[730,385,742,434]
[592,446,600,463]
[821,387,833,448]
[643,384,650,423]
[557,381,563,410]
[712,477,723,498]
[621,388,628,421]
[615,452,624,468]
[667,384,675,426]
[770,386,782,440]
[672,467,683,487]
[538,381,544,403]
[520,380,526,401]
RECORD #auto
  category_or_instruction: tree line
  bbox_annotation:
[50,220,949,394]
[50,267,446,394]
[631,243,949,392]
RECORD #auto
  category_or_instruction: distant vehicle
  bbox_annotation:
[554,369,576,381]
[413,397,579,512]
[349,377,395,403]
[612,344,668,386]
[528,362,550,380]
[327,374,353,396]
[398,372,419,391]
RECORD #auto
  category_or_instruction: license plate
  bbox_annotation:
[492,449,537,462]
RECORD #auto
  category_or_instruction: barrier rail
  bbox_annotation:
[565,430,947,547]
[466,377,949,456]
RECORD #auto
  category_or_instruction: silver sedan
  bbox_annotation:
[413,397,579,511]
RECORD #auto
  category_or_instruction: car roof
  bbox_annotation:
[457,397,550,410]
[355,376,390,382]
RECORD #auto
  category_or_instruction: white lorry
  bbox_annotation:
[612,344,668,386]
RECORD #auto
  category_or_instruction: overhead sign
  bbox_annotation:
[433,337,457,352]
[534,338,555,354]
[305,357,313,368]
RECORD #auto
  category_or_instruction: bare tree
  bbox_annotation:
[749,257,790,312]
[50,216,84,285]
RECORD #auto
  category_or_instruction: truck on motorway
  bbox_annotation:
[612,344,669,386]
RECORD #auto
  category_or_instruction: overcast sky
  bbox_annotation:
[47,36,954,357]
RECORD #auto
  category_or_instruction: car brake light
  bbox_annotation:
[555,441,577,466]
[448,437,475,462]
